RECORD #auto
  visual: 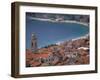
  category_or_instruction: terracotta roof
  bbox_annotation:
[32,53,49,59]
[31,63,41,67]
[26,52,33,59]
[30,61,41,67]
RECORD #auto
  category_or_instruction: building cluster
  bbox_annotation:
[26,34,89,67]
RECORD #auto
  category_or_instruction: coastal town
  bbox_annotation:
[26,34,89,67]
[26,13,89,67]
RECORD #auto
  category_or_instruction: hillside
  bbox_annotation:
[26,35,89,67]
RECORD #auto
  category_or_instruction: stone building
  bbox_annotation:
[31,33,37,52]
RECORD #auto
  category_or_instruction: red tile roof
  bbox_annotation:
[26,48,52,58]
[32,53,49,58]
[31,62,41,67]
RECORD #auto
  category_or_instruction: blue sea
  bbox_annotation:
[26,19,89,48]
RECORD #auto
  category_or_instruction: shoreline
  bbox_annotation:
[29,17,89,27]
[71,34,89,41]
[56,34,89,46]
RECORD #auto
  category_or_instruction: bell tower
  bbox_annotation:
[31,33,37,52]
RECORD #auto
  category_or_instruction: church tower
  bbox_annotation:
[31,33,37,52]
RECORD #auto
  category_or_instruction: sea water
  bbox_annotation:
[26,19,89,48]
